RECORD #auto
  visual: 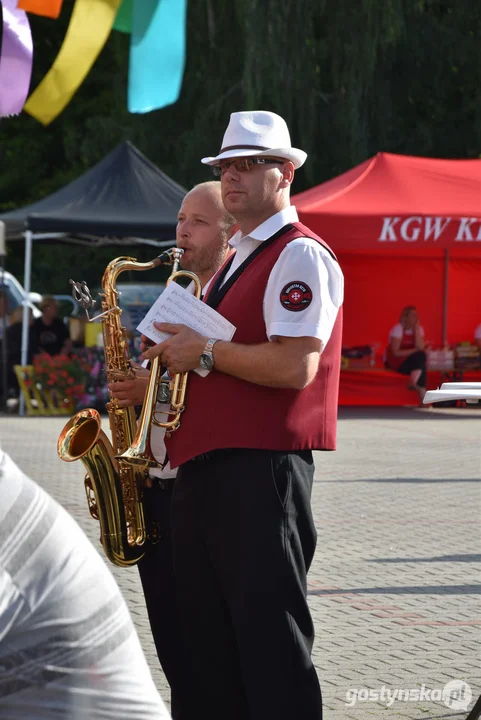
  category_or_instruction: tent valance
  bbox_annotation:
[0,141,186,241]
[294,152,481,253]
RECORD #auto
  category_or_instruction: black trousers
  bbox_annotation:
[171,448,322,720]
[138,480,190,720]
[396,350,427,387]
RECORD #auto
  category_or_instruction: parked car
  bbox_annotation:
[0,270,42,320]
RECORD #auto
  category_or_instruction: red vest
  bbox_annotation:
[165,222,343,468]
[385,328,415,371]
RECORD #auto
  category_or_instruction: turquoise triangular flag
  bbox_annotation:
[128,0,187,113]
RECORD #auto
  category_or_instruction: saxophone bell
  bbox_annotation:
[58,409,145,567]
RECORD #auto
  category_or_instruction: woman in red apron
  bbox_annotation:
[385,306,427,402]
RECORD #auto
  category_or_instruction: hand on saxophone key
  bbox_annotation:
[109,374,149,408]
[141,323,208,374]
[139,334,155,354]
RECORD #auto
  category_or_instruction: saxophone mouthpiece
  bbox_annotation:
[157,248,184,266]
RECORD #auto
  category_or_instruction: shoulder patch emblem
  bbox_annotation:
[280,281,312,312]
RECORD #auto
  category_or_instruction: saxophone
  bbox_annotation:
[57,252,175,567]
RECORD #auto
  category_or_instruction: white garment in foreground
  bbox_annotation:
[0,449,170,719]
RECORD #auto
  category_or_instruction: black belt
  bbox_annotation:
[190,448,235,463]
[147,475,176,491]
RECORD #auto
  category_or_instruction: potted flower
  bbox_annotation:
[31,352,91,411]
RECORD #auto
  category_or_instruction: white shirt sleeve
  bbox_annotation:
[389,324,424,340]
[389,324,403,340]
[263,238,344,346]
[475,324,481,340]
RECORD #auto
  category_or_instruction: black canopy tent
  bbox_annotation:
[1,141,186,242]
[0,141,186,414]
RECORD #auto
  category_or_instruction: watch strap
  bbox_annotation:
[204,338,218,355]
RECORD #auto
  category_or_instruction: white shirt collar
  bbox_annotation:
[202,276,213,294]
[229,206,299,248]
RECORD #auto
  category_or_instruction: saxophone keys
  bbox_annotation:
[84,475,99,520]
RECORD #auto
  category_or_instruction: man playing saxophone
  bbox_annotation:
[109,180,235,719]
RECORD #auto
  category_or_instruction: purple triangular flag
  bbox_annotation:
[0,0,33,117]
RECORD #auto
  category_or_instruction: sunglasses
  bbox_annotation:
[212,157,284,177]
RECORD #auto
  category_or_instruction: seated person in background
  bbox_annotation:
[385,305,427,402]
[30,295,72,357]
[474,323,481,351]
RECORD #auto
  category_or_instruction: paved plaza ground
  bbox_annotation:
[1,406,480,719]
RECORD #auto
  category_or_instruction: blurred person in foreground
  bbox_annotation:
[0,445,170,719]
[108,180,235,719]
[385,305,428,402]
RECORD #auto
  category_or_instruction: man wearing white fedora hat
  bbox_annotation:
[142,110,344,720]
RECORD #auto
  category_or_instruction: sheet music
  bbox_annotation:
[136,282,236,345]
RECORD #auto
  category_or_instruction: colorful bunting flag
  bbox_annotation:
[0,0,33,117]
[128,0,187,114]
[113,0,131,33]
[2,0,188,123]
[24,0,122,125]
[17,0,64,19]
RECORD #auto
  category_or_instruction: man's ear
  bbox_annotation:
[280,161,295,188]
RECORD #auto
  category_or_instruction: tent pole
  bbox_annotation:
[442,248,449,348]
[19,230,33,417]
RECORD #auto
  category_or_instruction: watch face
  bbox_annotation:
[200,353,213,371]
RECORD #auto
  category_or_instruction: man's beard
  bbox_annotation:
[182,242,227,275]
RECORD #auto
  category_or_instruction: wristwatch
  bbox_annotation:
[157,371,172,404]
[199,338,218,371]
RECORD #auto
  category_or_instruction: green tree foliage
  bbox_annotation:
[1,0,480,293]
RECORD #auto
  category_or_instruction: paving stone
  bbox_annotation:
[1,406,480,719]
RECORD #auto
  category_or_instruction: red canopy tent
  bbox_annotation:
[293,152,481,405]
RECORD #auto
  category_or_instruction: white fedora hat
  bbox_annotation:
[201,110,307,169]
